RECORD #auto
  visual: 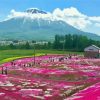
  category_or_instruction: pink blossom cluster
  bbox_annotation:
[0,55,100,100]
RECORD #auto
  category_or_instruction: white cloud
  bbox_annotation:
[89,17,100,23]
[6,7,100,35]
[52,7,92,29]
[95,23,100,27]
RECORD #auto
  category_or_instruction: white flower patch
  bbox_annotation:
[0,81,14,86]
[0,93,5,96]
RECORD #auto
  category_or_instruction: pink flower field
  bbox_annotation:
[0,55,100,100]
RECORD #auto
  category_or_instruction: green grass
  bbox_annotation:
[0,49,83,64]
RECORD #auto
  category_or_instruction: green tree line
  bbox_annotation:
[53,34,100,51]
[0,34,100,51]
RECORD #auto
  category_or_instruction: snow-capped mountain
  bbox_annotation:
[0,8,100,41]
[26,8,47,14]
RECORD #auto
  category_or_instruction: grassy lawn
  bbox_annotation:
[0,49,83,64]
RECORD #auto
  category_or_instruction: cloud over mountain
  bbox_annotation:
[0,7,100,41]
[6,7,100,35]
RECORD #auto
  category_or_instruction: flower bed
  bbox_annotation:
[0,55,100,100]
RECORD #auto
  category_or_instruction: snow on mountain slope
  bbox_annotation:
[0,8,99,41]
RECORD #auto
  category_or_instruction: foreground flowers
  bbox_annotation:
[0,54,100,100]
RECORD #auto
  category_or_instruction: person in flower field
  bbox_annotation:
[1,66,7,75]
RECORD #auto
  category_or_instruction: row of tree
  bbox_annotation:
[53,34,100,51]
[0,34,100,51]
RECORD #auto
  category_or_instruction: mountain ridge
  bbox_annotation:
[0,8,100,41]
[26,8,47,14]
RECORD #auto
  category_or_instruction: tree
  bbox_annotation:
[64,34,73,50]
[24,42,31,49]
[32,40,36,43]
[9,43,16,49]
[53,35,62,49]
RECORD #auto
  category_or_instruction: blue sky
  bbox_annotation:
[0,0,100,19]
[0,0,100,35]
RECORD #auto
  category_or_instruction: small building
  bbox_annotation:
[84,45,100,58]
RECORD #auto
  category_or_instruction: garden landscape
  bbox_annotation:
[0,0,100,100]
[0,50,100,100]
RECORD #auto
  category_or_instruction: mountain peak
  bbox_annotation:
[26,8,47,14]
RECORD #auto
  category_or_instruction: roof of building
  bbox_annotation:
[91,45,100,50]
[84,45,100,51]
